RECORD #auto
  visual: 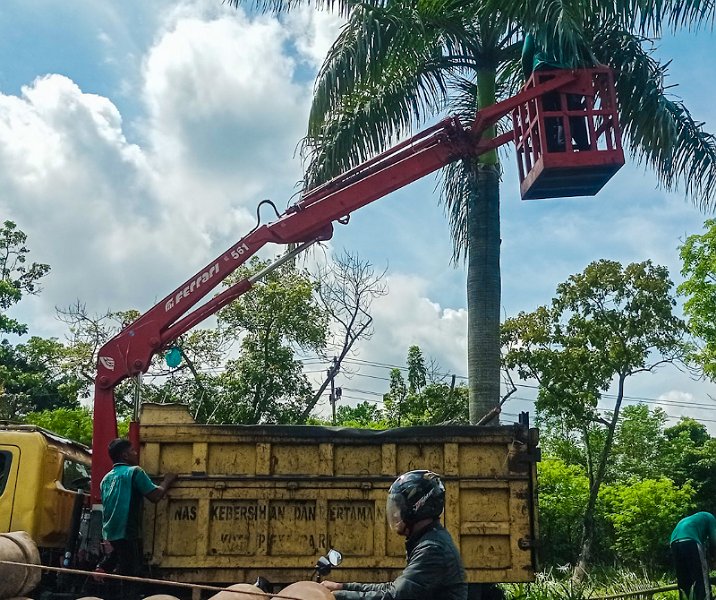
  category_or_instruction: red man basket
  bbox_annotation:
[513,67,625,200]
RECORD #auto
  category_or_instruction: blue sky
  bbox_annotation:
[2,0,716,427]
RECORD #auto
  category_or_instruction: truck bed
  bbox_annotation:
[140,404,539,585]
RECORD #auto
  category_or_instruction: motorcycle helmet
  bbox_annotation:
[386,470,445,530]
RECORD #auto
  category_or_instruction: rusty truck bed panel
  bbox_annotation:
[140,404,538,584]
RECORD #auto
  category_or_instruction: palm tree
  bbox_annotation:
[227,0,716,570]
[228,0,716,425]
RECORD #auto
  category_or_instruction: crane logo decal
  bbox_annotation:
[99,356,115,371]
[165,262,220,312]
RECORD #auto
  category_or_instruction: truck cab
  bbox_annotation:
[0,424,91,556]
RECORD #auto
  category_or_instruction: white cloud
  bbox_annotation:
[3,2,716,428]
[283,6,345,69]
[656,389,716,431]
[1,5,315,336]
[0,75,157,312]
[361,273,467,375]
[142,9,312,227]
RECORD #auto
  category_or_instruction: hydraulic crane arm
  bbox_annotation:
[91,72,576,501]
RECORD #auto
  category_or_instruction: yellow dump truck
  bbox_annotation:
[140,404,540,590]
[0,424,91,560]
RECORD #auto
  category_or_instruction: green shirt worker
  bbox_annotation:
[100,438,176,596]
[671,512,716,600]
[521,31,590,152]
[321,470,467,600]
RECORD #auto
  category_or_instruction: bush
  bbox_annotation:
[537,458,590,566]
[600,478,695,569]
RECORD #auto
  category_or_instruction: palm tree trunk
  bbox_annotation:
[468,68,501,424]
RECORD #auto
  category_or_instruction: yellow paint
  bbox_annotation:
[0,425,90,549]
[140,404,539,585]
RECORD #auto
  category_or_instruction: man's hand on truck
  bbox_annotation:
[146,472,178,503]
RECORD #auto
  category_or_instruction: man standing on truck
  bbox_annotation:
[321,470,467,600]
[670,512,716,600]
[99,438,177,597]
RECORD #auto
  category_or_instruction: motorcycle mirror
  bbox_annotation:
[327,549,342,567]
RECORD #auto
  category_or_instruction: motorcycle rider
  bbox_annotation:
[321,470,467,600]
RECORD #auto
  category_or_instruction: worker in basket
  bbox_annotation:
[320,470,467,599]
[522,30,591,153]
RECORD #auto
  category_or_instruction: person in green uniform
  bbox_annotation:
[521,31,590,152]
[671,512,716,600]
[521,31,565,76]
[99,438,176,598]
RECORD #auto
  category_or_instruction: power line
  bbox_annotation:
[508,395,716,425]
[329,359,716,412]
[513,382,716,411]
[342,386,384,397]
[157,351,716,415]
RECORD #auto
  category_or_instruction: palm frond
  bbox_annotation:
[308,0,489,126]
[594,27,716,209]
[440,159,474,263]
[223,0,375,17]
[635,0,716,33]
[302,0,488,187]
[478,0,715,62]
[303,57,451,187]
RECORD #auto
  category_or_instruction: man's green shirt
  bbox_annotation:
[100,463,158,541]
[521,32,566,79]
[671,512,716,547]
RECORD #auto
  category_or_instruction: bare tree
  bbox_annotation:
[56,302,233,417]
[299,251,387,422]
[57,302,140,386]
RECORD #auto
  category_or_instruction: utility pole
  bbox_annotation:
[328,356,340,425]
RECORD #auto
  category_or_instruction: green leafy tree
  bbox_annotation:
[407,345,427,393]
[418,382,469,424]
[383,368,408,426]
[0,337,82,418]
[215,256,328,423]
[537,457,590,567]
[600,478,695,569]
[335,401,387,428]
[383,347,470,426]
[0,220,50,336]
[610,404,668,481]
[659,418,716,514]
[229,0,716,425]
[679,219,716,378]
[539,415,590,470]
[0,222,78,416]
[503,259,688,578]
[24,407,129,445]
[25,408,94,445]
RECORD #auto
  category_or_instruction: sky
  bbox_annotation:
[2,0,716,429]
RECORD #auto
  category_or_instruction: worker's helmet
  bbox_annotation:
[386,470,445,530]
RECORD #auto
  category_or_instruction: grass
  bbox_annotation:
[501,569,680,600]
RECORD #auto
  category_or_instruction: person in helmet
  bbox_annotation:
[321,470,467,600]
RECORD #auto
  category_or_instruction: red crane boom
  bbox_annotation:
[91,72,582,502]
